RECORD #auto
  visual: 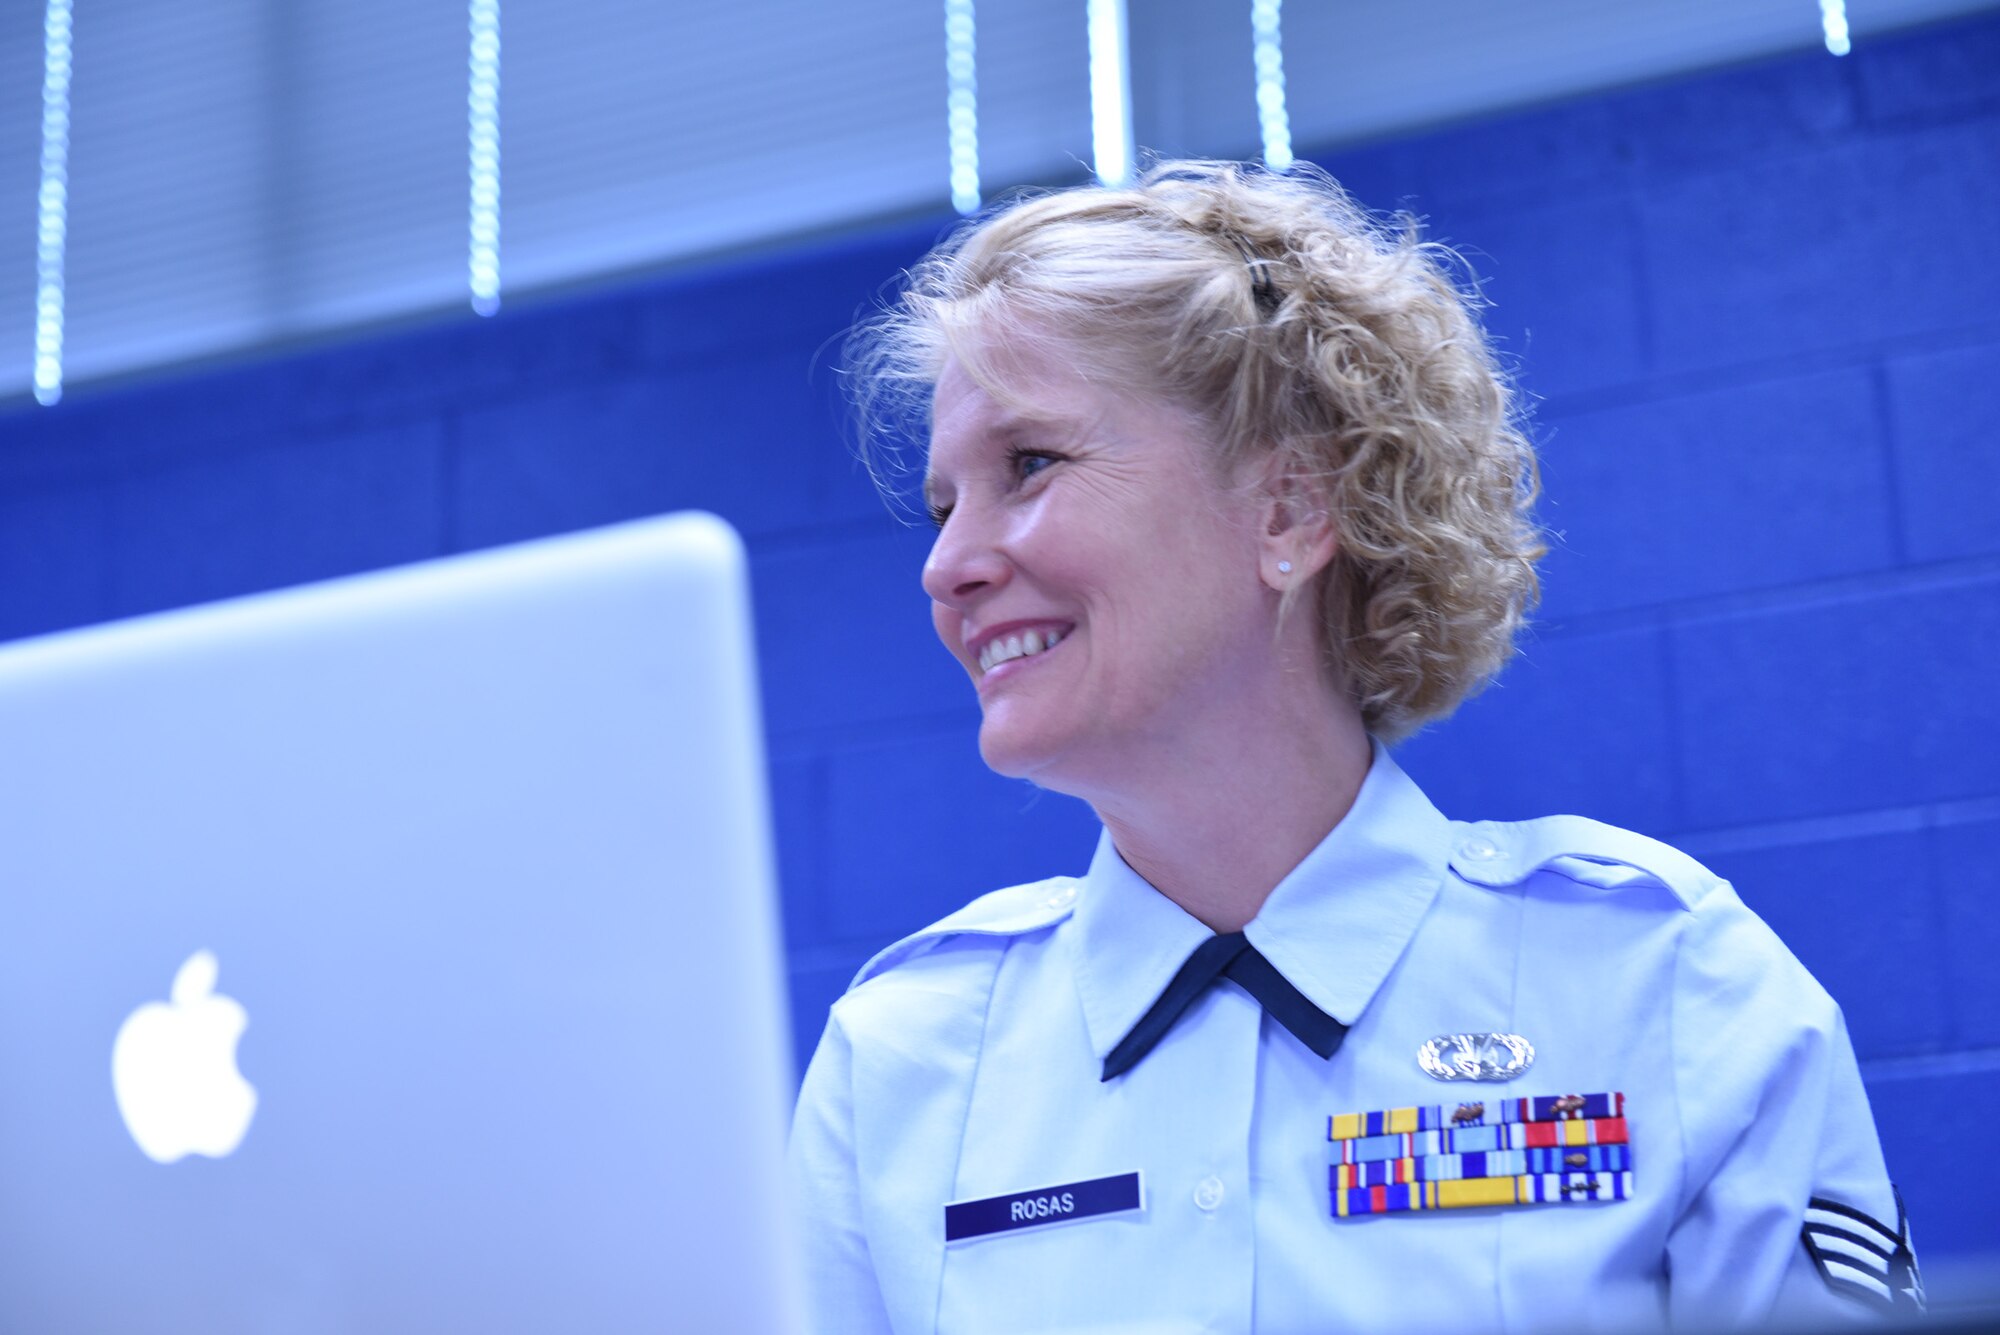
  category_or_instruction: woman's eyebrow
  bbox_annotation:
[991,414,1082,450]
[968,409,1036,443]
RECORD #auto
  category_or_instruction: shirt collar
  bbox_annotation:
[1069,744,1451,1064]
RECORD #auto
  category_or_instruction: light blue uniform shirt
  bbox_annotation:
[790,748,1912,1333]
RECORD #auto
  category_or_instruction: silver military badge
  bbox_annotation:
[1417,1032,1536,1082]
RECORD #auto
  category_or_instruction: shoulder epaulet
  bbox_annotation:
[848,878,1081,992]
[1446,815,1723,911]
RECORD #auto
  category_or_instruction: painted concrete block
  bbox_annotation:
[1674,576,2000,827]
[636,220,944,366]
[1936,815,2000,1048]
[1313,141,1435,215]
[751,523,966,740]
[1434,194,1646,400]
[0,403,66,482]
[1856,10,2000,125]
[1536,367,1895,618]
[823,729,1098,948]
[281,295,646,432]
[1392,623,1679,836]
[1644,120,2000,372]
[1387,98,1633,216]
[0,393,146,484]
[30,295,643,449]
[671,350,851,530]
[770,754,825,955]
[1887,341,2000,562]
[0,358,318,483]
[822,443,909,529]
[1623,49,1856,182]
[1866,1066,2000,1259]
[0,484,109,643]
[452,370,819,551]
[104,421,446,619]
[1702,827,1947,1060]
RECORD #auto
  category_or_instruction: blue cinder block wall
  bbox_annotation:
[4,11,1997,1278]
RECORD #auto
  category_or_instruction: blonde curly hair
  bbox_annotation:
[847,160,1545,740]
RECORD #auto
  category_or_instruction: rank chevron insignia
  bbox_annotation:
[1801,1192,1924,1313]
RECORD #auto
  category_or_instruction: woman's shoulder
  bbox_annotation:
[1442,811,1835,1014]
[834,876,1080,1010]
[1443,813,1726,911]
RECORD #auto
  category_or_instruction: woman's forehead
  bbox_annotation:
[940,321,1100,407]
[929,357,1132,456]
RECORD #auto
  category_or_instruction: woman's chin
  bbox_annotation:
[975,711,1076,785]
[975,724,1045,781]
[978,719,1115,802]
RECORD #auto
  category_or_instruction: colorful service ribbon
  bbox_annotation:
[1326,1092,1634,1219]
[1333,1143,1631,1190]
[1328,1092,1625,1141]
[1332,1115,1629,1165]
[1334,1170,1635,1217]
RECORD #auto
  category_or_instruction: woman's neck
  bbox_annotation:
[1090,692,1373,933]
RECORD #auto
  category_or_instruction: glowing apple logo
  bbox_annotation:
[111,950,258,1164]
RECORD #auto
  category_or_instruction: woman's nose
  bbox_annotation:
[921,506,1010,606]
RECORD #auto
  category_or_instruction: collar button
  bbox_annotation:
[1458,836,1503,862]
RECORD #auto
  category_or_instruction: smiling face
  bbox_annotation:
[921,339,1287,799]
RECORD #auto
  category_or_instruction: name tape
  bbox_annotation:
[943,1171,1144,1243]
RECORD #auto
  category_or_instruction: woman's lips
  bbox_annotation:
[975,624,1071,684]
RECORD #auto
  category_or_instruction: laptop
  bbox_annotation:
[0,513,805,1333]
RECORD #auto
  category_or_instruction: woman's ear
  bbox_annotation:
[1257,463,1338,592]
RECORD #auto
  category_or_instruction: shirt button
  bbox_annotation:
[1459,836,1503,862]
[1193,1176,1225,1211]
[1044,885,1077,910]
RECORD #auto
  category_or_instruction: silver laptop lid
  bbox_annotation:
[0,513,803,1333]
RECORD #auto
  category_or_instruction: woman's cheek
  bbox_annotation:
[933,602,967,666]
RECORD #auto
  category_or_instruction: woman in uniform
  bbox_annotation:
[789,160,1917,1333]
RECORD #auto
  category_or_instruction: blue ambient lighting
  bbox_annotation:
[1086,0,1132,186]
[1819,0,1851,55]
[468,0,501,316]
[946,0,980,215]
[34,0,72,406]
[1251,0,1292,170]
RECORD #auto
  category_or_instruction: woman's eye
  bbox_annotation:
[927,502,953,530]
[1011,450,1058,482]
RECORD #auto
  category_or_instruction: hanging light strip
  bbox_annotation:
[1086,0,1133,186]
[468,0,501,316]
[34,0,73,407]
[1251,0,1292,170]
[1818,0,1851,55]
[945,0,980,215]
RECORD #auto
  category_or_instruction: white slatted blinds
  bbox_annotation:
[0,0,1093,401]
[1,0,1991,402]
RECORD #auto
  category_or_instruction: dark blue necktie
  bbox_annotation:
[1100,931,1348,1081]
